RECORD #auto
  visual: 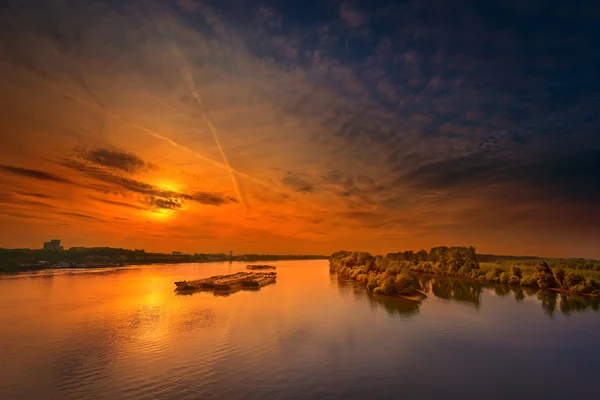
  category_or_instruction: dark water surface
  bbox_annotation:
[1,260,599,399]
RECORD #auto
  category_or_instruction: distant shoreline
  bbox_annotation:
[0,248,328,274]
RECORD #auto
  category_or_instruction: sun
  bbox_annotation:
[140,180,185,222]
[144,208,177,222]
[155,180,182,193]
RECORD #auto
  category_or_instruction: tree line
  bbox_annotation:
[329,247,600,297]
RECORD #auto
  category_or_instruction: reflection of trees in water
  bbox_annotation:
[430,275,600,317]
[335,273,600,319]
[335,277,421,318]
[426,275,600,318]
[559,293,600,315]
[365,293,421,317]
[536,290,600,317]
[513,287,525,302]
[493,284,511,297]
[429,276,484,309]
[536,291,558,318]
[516,285,600,317]
[334,276,357,297]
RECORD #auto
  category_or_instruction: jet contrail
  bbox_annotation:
[31,72,295,194]
[16,5,329,213]
[167,42,247,209]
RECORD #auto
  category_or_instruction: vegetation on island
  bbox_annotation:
[478,255,600,271]
[330,247,600,297]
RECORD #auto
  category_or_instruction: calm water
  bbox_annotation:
[1,260,599,399]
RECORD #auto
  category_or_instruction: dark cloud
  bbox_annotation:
[77,147,155,174]
[19,199,57,209]
[336,210,421,231]
[282,172,316,194]
[340,2,367,29]
[406,149,600,203]
[0,193,56,209]
[58,212,101,220]
[515,150,600,201]
[60,159,237,208]
[403,152,508,191]
[90,196,146,211]
[16,192,54,199]
[147,197,182,210]
[0,165,73,184]
[0,211,49,221]
[60,159,163,194]
[186,192,238,206]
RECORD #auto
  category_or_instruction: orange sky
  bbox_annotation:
[1,1,599,258]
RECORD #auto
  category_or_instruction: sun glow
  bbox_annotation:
[145,208,177,222]
[155,180,182,193]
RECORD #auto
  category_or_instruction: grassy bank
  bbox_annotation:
[330,248,600,298]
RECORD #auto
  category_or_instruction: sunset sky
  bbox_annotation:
[1,0,599,257]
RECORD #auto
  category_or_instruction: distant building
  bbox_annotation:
[43,239,63,251]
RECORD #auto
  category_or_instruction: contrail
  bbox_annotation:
[17,6,329,213]
[29,69,331,212]
[167,42,247,209]
[42,77,228,170]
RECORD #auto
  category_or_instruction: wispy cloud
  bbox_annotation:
[89,196,146,211]
[58,212,101,221]
[77,147,155,174]
[16,192,54,199]
[282,172,316,194]
[59,156,238,208]
[0,165,73,184]
[1,0,599,256]
[340,1,367,28]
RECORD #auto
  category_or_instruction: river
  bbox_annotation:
[1,260,599,399]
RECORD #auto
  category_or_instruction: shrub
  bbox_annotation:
[535,272,557,289]
[421,262,434,272]
[351,268,366,279]
[433,262,446,274]
[565,272,585,288]
[356,273,369,284]
[447,263,460,276]
[384,266,403,277]
[458,265,473,276]
[471,269,486,279]
[509,266,522,279]
[569,278,599,294]
[535,261,552,275]
[499,272,509,283]
[508,275,521,285]
[394,272,419,295]
[377,277,396,295]
[520,275,538,287]
[366,275,379,291]
[553,268,566,287]
[485,268,504,282]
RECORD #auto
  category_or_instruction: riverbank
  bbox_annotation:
[0,254,327,274]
